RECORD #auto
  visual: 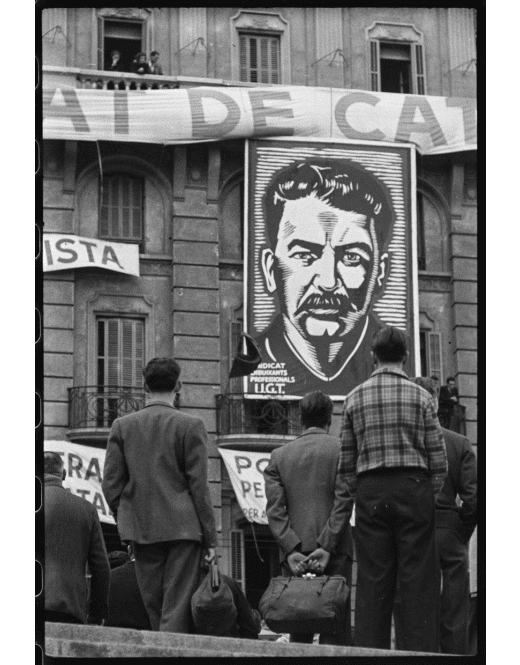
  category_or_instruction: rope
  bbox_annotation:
[251,522,265,563]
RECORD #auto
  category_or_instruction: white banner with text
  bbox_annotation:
[44,440,115,525]
[43,86,476,156]
[219,448,270,524]
[43,233,140,276]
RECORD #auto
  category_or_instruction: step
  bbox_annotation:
[45,622,443,657]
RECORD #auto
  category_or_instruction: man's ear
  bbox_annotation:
[62,469,66,481]
[402,351,409,366]
[371,350,379,369]
[175,379,182,393]
[261,248,277,293]
[144,381,150,394]
[376,253,388,288]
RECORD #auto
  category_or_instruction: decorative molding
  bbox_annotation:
[366,21,422,42]
[86,292,156,385]
[97,8,150,20]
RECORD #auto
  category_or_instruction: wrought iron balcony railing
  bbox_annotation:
[76,70,178,90]
[216,394,302,437]
[68,386,146,430]
[438,402,467,436]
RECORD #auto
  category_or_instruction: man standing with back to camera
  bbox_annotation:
[339,326,447,652]
[264,390,353,646]
[102,357,218,633]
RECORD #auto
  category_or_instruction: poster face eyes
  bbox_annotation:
[245,140,416,399]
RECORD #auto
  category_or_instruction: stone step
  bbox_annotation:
[45,622,443,657]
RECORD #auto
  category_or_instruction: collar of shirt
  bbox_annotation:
[370,367,409,380]
[301,427,328,436]
[143,399,176,409]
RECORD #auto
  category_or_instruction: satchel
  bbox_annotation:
[191,562,237,635]
[259,574,349,634]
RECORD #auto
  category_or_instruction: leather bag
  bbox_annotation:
[191,562,237,635]
[259,575,349,634]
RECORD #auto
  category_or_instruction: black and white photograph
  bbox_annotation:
[35,5,482,659]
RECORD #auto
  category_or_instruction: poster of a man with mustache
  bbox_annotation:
[245,140,417,398]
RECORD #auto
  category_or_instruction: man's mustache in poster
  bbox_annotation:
[294,292,357,316]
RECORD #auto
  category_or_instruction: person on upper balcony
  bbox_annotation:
[106,50,123,72]
[132,52,151,75]
[439,376,460,406]
[149,51,163,75]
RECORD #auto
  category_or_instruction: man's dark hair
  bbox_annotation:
[263,159,393,251]
[372,326,407,362]
[151,50,159,57]
[430,375,439,382]
[300,390,334,429]
[143,357,181,392]
[446,376,455,383]
[44,451,64,476]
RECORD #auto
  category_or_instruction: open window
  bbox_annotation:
[98,17,145,72]
[239,33,280,83]
[367,22,426,95]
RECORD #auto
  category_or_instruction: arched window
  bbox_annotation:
[219,174,244,262]
[99,174,144,242]
[416,182,450,273]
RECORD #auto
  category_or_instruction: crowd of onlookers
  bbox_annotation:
[43,327,477,654]
[106,50,163,75]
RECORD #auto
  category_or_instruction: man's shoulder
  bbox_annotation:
[46,484,98,517]
[116,405,201,427]
[441,426,471,450]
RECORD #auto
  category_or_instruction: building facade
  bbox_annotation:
[42,7,477,613]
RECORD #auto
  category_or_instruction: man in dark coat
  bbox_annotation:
[102,357,218,633]
[264,390,353,645]
[44,451,110,625]
[105,545,152,631]
[415,377,477,654]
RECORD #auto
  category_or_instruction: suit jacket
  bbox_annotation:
[264,428,353,557]
[105,561,151,630]
[102,400,218,547]
[435,427,477,542]
[44,475,110,623]
[439,385,459,404]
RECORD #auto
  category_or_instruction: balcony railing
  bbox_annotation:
[438,403,467,436]
[216,394,302,437]
[76,70,178,90]
[68,386,146,430]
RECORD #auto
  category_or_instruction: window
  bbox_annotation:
[239,33,280,83]
[367,22,426,95]
[98,17,145,72]
[231,10,290,83]
[99,174,144,242]
[419,329,442,383]
[219,177,244,262]
[97,317,145,388]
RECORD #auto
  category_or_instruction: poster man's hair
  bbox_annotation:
[264,160,394,250]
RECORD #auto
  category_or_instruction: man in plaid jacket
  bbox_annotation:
[339,326,447,652]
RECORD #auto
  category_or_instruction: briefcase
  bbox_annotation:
[259,574,349,634]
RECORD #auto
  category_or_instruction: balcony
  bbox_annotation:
[215,394,301,452]
[68,385,146,444]
[43,65,261,91]
[438,403,467,436]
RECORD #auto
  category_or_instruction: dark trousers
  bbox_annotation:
[354,469,440,652]
[283,552,352,646]
[437,526,470,654]
[133,539,203,633]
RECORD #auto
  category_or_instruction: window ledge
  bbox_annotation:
[418,270,452,279]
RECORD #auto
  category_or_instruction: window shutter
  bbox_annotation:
[369,40,380,91]
[100,175,143,241]
[97,17,104,70]
[427,331,442,383]
[414,43,426,95]
[416,193,426,270]
[107,319,120,386]
[239,35,248,81]
[230,529,245,591]
[270,37,279,83]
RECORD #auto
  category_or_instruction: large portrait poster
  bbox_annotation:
[244,138,418,399]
